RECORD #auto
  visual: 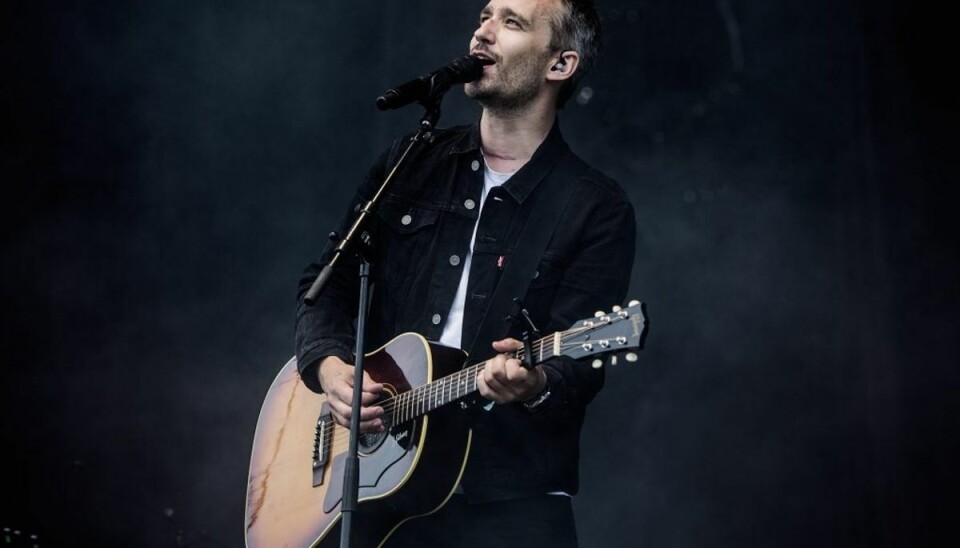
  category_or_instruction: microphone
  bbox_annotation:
[376,55,493,110]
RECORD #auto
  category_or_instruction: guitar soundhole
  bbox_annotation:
[358,430,388,455]
[357,390,395,455]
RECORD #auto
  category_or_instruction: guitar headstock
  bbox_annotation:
[560,300,648,368]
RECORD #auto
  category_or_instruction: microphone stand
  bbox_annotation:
[302,92,447,548]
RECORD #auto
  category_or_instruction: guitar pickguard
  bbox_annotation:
[322,418,421,514]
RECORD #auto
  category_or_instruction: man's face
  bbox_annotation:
[465,0,560,110]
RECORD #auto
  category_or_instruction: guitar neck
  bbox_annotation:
[385,332,563,425]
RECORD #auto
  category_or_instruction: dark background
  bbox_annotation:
[2,0,956,546]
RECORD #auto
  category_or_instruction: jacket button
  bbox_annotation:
[401,214,412,226]
[432,314,442,325]
[449,255,461,266]
[464,199,476,210]
[471,160,480,171]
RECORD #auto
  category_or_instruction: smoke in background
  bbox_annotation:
[2,1,955,546]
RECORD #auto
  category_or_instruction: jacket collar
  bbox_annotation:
[450,119,568,204]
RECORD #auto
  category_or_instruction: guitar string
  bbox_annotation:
[354,330,564,418]
[373,320,612,419]
[316,346,550,451]
[312,316,624,445]
[317,334,590,453]
[315,319,630,452]
[315,332,565,451]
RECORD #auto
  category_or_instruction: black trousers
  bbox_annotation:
[384,494,579,548]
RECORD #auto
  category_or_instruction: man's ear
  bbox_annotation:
[546,50,580,81]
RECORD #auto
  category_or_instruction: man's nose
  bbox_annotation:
[474,19,496,45]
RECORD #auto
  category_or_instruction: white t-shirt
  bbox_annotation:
[438,161,514,349]
[441,160,571,497]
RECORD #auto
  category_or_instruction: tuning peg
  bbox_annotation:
[628,300,640,307]
[612,305,622,312]
[594,310,605,318]
[610,355,618,366]
[591,359,603,369]
[625,352,638,363]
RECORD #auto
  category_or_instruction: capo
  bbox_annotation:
[512,298,541,369]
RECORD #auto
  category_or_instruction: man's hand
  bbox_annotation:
[317,356,385,432]
[476,338,547,404]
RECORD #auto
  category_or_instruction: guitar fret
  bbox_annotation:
[406,390,412,422]
[386,322,598,424]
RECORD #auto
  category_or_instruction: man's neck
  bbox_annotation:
[479,96,556,174]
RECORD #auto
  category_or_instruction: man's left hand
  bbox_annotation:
[476,338,547,404]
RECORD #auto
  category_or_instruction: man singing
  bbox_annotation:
[296,1,636,545]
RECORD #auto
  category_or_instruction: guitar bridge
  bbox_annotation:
[313,403,332,487]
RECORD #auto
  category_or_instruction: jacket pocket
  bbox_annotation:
[373,196,443,319]
[377,196,441,235]
[528,255,565,290]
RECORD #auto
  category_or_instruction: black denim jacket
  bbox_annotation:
[295,121,636,500]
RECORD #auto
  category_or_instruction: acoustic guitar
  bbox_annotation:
[245,301,647,547]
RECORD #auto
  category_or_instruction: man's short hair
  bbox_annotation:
[548,0,602,108]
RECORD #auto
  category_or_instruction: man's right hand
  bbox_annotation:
[317,356,385,433]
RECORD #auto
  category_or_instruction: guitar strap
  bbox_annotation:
[464,149,588,361]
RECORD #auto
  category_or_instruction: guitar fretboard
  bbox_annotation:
[383,332,562,425]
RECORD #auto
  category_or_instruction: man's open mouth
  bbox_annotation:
[471,51,497,65]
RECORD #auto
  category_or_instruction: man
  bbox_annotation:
[296,1,635,545]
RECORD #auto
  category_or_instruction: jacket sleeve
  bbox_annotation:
[523,186,637,421]
[294,148,392,393]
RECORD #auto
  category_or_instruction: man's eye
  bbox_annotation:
[505,19,519,27]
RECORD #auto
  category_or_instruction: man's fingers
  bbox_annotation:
[344,374,384,393]
[358,405,384,421]
[330,378,381,401]
[329,390,383,432]
[491,338,523,352]
[360,419,385,433]
[477,370,519,404]
[477,354,543,404]
[327,397,354,421]
[362,373,383,392]
[504,360,536,382]
[486,355,507,380]
[331,412,385,433]
[327,396,383,422]
[332,401,383,422]
[360,390,381,406]
[476,374,505,403]
[484,374,509,395]
[488,355,530,383]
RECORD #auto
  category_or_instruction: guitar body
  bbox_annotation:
[245,333,472,548]
[245,300,648,547]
